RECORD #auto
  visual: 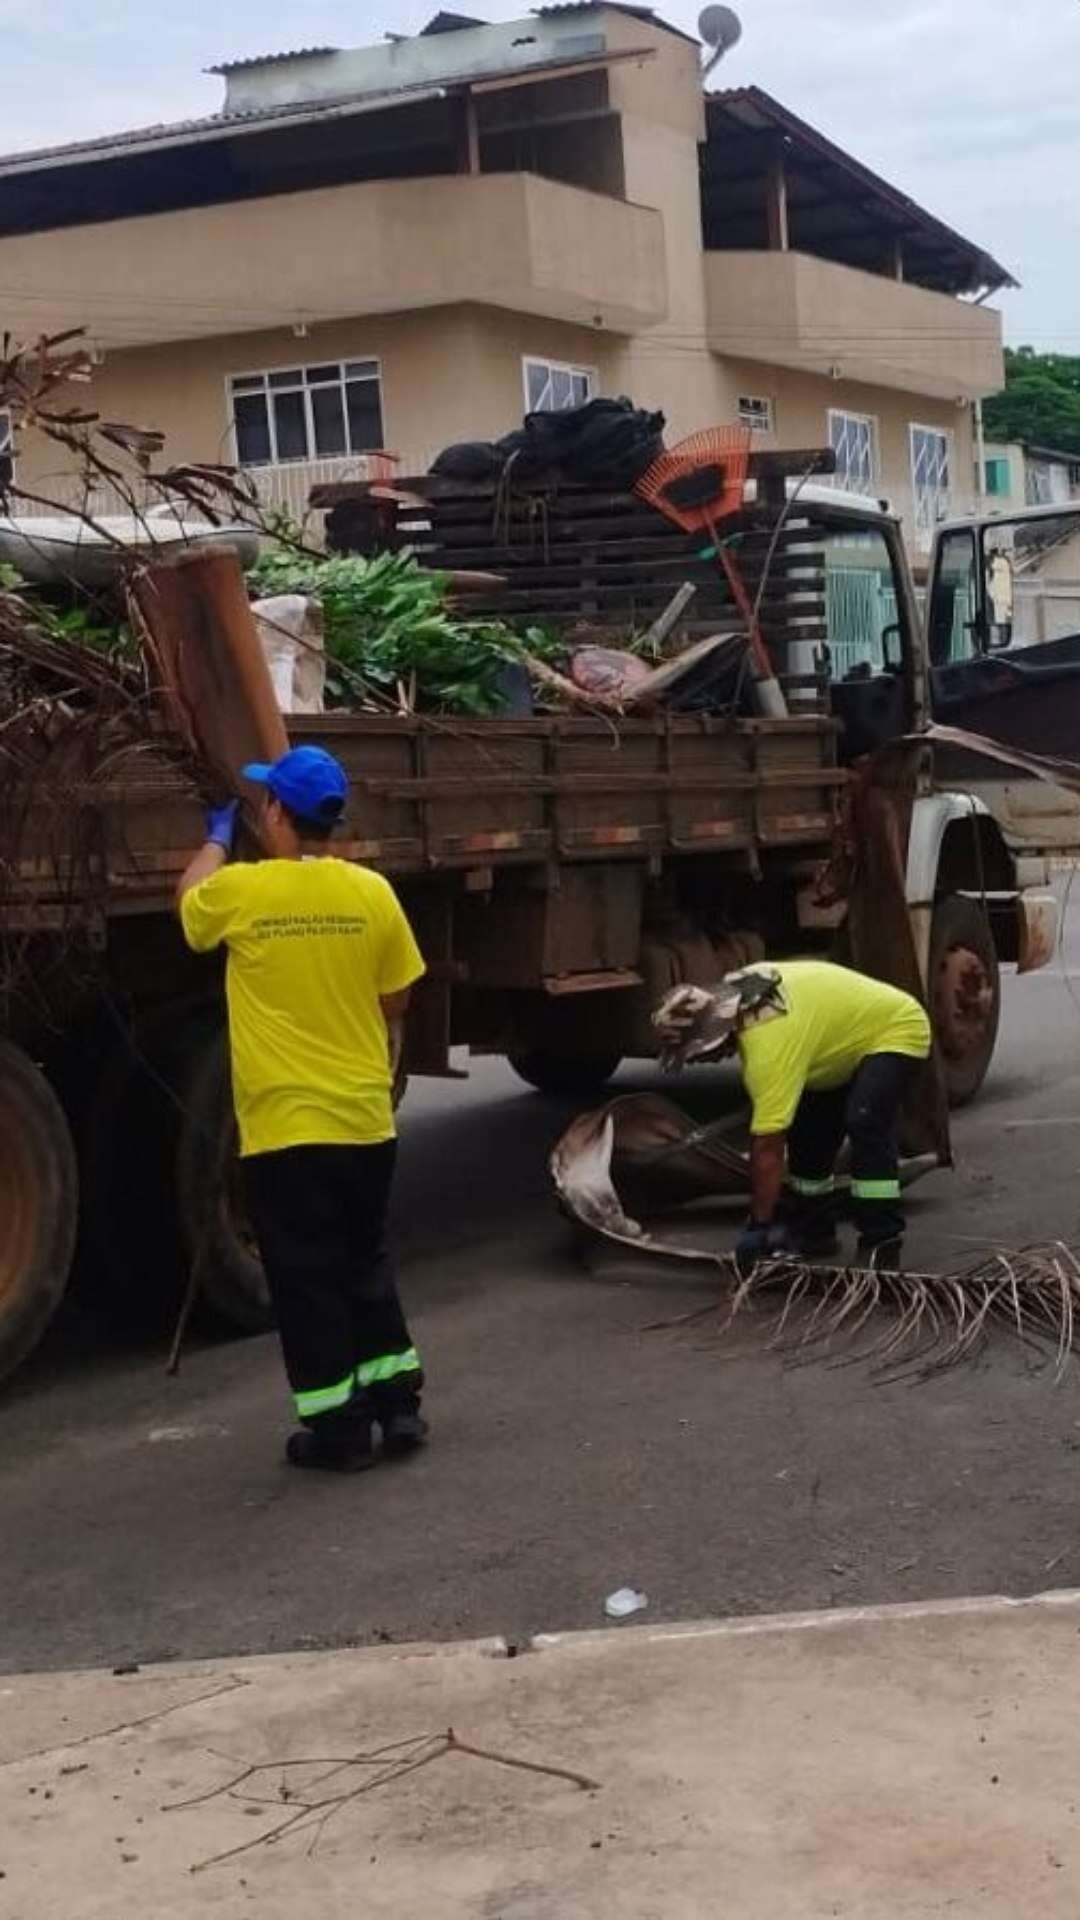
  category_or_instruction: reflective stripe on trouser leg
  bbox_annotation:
[356,1347,422,1390]
[789,1175,836,1197]
[851,1177,905,1249]
[294,1374,357,1421]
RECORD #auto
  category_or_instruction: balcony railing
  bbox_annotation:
[8,453,442,535]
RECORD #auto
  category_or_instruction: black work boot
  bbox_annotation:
[785,1199,840,1263]
[285,1408,376,1474]
[796,1220,841,1262]
[373,1390,429,1459]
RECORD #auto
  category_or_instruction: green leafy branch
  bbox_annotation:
[248,545,561,714]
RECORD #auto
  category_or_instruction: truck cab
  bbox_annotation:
[795,488,1077,1102]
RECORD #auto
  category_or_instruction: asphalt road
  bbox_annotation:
[6,897,1080,1674]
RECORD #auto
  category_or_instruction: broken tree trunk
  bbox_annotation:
[131,542,288,796]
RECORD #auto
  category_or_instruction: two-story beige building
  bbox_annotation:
[1,3,1012,556]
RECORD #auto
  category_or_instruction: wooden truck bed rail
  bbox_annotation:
[5,711,843,922]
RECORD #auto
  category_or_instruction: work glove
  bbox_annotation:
[734,1220,793,1277]
[205,799,240,851]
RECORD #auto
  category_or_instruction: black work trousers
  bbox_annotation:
[787,1053,919,1249]
[244,1142,422,1432]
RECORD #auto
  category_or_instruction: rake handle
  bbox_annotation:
[713,535,775,683]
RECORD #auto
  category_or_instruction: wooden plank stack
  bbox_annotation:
[312,449,837,710]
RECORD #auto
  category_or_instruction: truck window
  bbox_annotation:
[811,523,913,758]
[822,529,902,679]
[928,529,978,665]
[983,511,1080,653]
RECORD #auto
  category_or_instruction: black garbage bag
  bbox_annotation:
[429,440,504,480]
[431,398,666,488]
[501,397,665,486]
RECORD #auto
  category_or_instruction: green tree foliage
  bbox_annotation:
[983,347,1080,457]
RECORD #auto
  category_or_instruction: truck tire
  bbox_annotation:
[508,1049,622,1097]
[0,1040,78,1383]
[930,895,1001,1108]
[174,1028,273,1336]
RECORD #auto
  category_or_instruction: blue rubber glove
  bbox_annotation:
[734,1221,792,1276]
[205,800,240,851]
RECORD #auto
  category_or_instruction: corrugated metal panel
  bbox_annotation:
[534,1,697,38]
[0,35,646,180]
[207,47,341,76]
[706,85,1017,294]
[0,85,447,176]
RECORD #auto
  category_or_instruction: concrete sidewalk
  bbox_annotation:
[3,1592,1080,1917]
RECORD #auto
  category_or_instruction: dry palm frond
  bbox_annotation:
[656,1242,1080,1384]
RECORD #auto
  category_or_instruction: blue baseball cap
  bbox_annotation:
[242,745,349,827]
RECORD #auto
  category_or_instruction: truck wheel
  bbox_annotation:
[930,895,1001,1108]
[174,1027,273,1336]
[0,1040,78,1382]
[508,1049,622,1097]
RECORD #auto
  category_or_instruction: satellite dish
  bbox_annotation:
[698,4,742,76]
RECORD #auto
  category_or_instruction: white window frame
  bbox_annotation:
[910,422,953,551]
[738,394,774,435]
[522,356,596,414]
[226,358,384,467]
[828,408,879,497]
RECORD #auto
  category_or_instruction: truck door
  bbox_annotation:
[806,512,918,760]
[927,507,1080,855]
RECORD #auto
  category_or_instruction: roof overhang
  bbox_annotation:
[704,86,1017,299]
[0,42,649,187]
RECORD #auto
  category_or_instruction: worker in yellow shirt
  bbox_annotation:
[655,960,932,1269]
[177,745,427,1473]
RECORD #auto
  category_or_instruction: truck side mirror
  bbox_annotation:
[881,622,903,674]
[987,552,1015,629]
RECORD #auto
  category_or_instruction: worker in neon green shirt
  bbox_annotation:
[177,746,427,1473]
[655,960,932,1268]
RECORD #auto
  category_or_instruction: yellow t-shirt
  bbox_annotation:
[180,858,425,1157]
[738,960,931,1137]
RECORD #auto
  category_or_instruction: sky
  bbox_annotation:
[0,0,1076,348]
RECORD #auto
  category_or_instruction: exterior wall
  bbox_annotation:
[13,305,630,498]
[717,358,976,557]
[15,309,971,559]
[983,442,1080,514]
[982,442,1028,516]
[3,5,1000,567]
[0,171,666,348]
[704,251,1004,403]
[604,21,717,439]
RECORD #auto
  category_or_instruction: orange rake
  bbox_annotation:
[635,426,787,717]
